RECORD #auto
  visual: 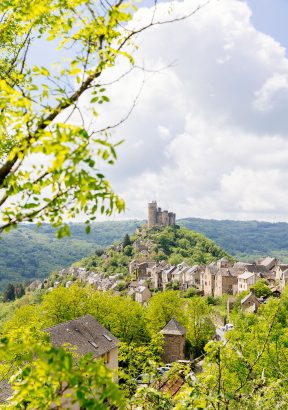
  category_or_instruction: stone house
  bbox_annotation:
[217,258,234,269]
[187,265,205,290]
[161,265,176,290]
[258,257,278,271]
[241,291,261,313]
[46,315,119,374]
[135,285,152,305]
[150,267,163,290]
[238,271,256,293]
[160,318,187,363]
[127,280,139,294]
[136,262,149,279]
[171,263,190,289]
[214,268,238,297]
[149,262,170,290]
[129,259,138,275]
[203,263,218,296]
[129,260,154,279]
[274,264,288,283]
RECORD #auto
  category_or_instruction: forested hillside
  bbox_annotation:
[0,221,141,290]
[79,224,231,277]
[179,218,288,261]
[2,217,288,290]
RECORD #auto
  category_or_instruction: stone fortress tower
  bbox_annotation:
[148,201,176,229]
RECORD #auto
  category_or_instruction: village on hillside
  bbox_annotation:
[2,203,288,407]
[28,202,287,314]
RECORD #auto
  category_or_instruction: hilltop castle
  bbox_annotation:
[148,201,176,228]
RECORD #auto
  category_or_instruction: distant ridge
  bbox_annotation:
[178,217,288,261]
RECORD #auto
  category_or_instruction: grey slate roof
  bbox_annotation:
[0,380,12,403]
[241,292,259,305]
[245,265,269,274]
[218,268,240,277]
[46,314,119,358]
[160,318,187,335]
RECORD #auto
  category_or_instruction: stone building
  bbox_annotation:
[148,201,176,228]
[241,291,261,313]
[134,285,152,305]
[214,268,239,297]
[129,260,155,279]
[237,271,256,293]
[203,263,218,296]
[160,318,187,363]
[46,315,119,374]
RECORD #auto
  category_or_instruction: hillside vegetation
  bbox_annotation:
[79,225,231,275]
[2,217,288,289]
[0,221,140,290]
[179,218,288,261]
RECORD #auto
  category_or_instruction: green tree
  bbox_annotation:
[0,0,207,237]
[146,290,184,335]
[184,297,215,358]
[174,297,288,409]
[39,284,149,343]
[118,337,163,397]
[123,234,131,248]
[251,279,272,298]
[14,283,25,299]
[3,283,15,302]
[131,387,173,410]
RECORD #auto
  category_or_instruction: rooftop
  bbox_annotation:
[238,271,255,280]
[160,318,187,336]
[46,314,119,358]
[241,291,259,305]
[0,381,12,403]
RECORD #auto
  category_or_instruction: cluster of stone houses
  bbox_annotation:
[28,255,288,306]
[31,267,128,293]
[129,256,288,300]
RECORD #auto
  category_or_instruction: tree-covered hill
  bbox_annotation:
[178,218,288,261]
[0,221,141,290]
[78,225,231,276]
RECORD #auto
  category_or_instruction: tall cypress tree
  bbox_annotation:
[3,283,16,302]
[123,234,131,248]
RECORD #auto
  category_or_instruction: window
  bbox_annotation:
[101,352,110,364]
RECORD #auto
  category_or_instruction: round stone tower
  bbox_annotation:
[160,318,187,363]
[148,201,157,228]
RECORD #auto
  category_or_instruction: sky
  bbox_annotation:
[31,0,288,223]
[89,0,288,222]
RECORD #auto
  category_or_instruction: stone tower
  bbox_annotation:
[148,201,157,228]
[147,201,176,228]
[160,318,187,363]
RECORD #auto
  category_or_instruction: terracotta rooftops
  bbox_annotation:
[45,314,119,358]
[160,318,187,336]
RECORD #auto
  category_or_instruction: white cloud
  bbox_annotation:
[254,73,288,112]
[86,0,288,222]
